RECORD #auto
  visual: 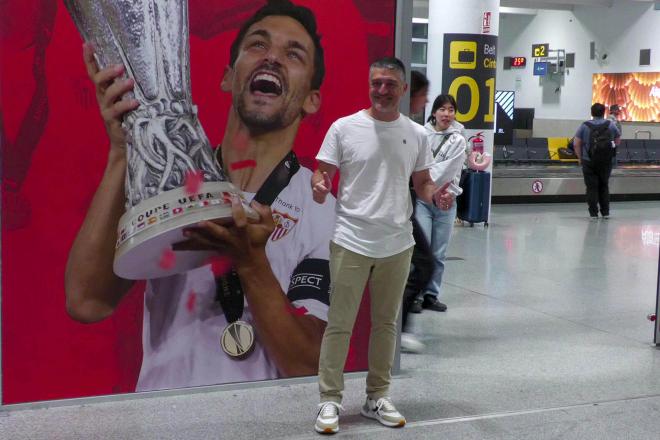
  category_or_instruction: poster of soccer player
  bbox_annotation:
[0,0,396,404]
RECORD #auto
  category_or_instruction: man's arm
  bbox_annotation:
[574,137,582,163]
[411,169,452,209]
[178,198,326,376]
[65,43,139,323]
[237,250,326,377]
[311,161,338,204]
[612,124,622,146]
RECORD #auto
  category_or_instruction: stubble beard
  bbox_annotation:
[235,89,306,136]
[235,94,287,134]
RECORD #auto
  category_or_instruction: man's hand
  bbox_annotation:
[433,182,453,211]
[83,42,139,153]
[174,196,275,272]
[312,171,332,204]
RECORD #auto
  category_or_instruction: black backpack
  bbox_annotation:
[584,121,615,164]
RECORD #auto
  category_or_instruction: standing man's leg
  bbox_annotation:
[597,162,613,217]
[318,242,372,404]
[581,161,599,217]
[413,199,435,309]
[360,246,413,427]
[316,242,373,434]
[401,216,433,353]
[403,215,434,327]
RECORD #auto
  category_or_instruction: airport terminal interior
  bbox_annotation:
[2,0,660,439]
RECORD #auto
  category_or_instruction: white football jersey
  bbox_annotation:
[136,167,336,391]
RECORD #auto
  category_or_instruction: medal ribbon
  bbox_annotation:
[214,151,300,322]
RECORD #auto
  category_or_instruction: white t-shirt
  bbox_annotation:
[136,167,336,391]
[316,110,433,258]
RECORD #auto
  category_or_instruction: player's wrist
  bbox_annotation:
[235,249,269,277]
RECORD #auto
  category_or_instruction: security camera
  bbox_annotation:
[601,53,608,60]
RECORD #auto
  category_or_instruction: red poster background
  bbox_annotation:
[1,0,396,404]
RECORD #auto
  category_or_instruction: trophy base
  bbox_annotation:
[114,182,253,280]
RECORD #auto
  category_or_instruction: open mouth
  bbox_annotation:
[249,71,283,96]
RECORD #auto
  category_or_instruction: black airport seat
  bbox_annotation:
[493,145,507,162]
[526,137,550,161]
[501,145,527,163]
[625,139,648,163]
[615,142,630,164]
[645,139,660,163]
[512,138,527,149]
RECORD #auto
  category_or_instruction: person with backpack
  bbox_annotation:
[574,103,621,219]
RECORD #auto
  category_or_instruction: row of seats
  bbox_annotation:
[494,137,660,164]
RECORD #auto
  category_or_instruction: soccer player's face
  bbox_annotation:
[224,15,318,132]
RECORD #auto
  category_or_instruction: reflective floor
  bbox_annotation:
[2,202,660,439]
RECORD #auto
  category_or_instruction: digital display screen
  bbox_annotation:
[510,57,526,68]
[532,43,549,58]
[593,72,660,122]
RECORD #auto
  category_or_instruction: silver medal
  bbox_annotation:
[221,320,255,358]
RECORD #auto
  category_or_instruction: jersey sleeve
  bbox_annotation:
[316,122,341,167]
[287,258,330,322]
[285,192,336,322]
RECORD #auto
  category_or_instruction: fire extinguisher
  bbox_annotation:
[468,132,485,154]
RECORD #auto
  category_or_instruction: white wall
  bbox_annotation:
[497,1,660,124]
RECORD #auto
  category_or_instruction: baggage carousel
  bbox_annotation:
[492,164,660,203]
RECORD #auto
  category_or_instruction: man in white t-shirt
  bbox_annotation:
[66,0,336,391]
[310,57,452,434]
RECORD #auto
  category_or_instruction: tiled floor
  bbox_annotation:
[2,202,660,439]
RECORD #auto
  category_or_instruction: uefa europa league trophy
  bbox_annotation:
[65,0,249,280]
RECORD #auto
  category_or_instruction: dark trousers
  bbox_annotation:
[401,209,434,332]
[581,160,613,217]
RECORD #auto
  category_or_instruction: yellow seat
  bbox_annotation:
[547,137,577,162]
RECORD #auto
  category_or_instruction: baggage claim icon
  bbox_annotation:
[449,41,477,70]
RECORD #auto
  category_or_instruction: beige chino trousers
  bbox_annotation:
[318,241,413,403]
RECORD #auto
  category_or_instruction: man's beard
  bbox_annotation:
[235,92,293,134]
[237,104,285,133]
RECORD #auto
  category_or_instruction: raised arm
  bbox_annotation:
[65,43,139,323]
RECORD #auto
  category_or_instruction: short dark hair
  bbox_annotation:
[411,71,429,96]
[427,94,458,123]
[591,103,606,118]
[370,56,406,81]
[229,0,325,90]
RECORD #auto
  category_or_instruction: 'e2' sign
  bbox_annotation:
[532,43,549,58]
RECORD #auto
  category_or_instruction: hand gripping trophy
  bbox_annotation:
[65,0,251,279]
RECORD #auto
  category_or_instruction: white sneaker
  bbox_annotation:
[361,397,406,427]
[315,401,342,434]
[401,333,425,353]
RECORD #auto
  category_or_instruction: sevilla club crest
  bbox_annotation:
[271,210,299,241]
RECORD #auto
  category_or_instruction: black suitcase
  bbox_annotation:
[457,170,490,226]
